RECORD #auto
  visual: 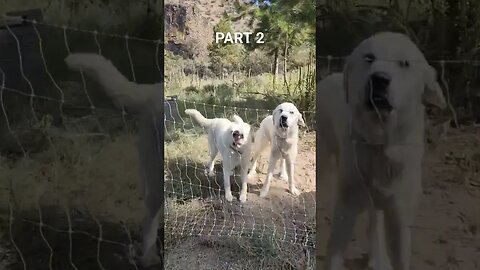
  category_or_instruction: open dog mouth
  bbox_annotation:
[366,93,393,111]
[279,116,289,128]
[365,72,393,112]
[232,141,242,148]
[232,130,245,148]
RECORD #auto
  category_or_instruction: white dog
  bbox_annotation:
[317,32,446,270]
[249,102,305,197]
[65,53,163,267]
[185,109,252,203]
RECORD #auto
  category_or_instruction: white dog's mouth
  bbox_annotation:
[279,115,289,128]
[232,130,245,148]
[365,72,393,112]
[231,141,243,148]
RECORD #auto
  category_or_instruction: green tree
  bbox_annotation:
[208,17,245,76]
[238,0,315,88]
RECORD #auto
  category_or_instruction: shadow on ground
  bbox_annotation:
[1,206,163,270]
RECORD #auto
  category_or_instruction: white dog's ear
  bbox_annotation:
[423,65,447,109]
[298,112,306,126]
[232,114,244,123]
[343,56,352,103]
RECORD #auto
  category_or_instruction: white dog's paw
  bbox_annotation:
[225,192,234,202]
[259,189,269,198]
[239,192,247,203]
[289,186,300,196]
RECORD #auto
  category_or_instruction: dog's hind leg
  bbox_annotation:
[138,107,163,267]
[141,205,161,266]
[206,133,218,176]
[139,155,163,266]
[248,150,261,178]
[248,132,269,177]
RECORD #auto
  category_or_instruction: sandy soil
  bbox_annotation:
[164,132,316,269]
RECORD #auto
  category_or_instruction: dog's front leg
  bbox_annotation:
[285,156,299,195]
[248,152,260,178]
[383,201,411,270]
[222,166,234,202]
[367,209,391,270]
[259,152,280,198]
[383,188,419,270]
[383,167,421,270]
[325,177,365,270]
[279,158,288,181]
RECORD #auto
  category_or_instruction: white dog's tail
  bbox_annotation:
[64,53,157,111]
[231,115,244,123]
[185,109,213,127]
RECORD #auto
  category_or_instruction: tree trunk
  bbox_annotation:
[273,48,279,88]
[283,33,289,93]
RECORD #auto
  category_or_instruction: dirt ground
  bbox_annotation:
[163,131,316,270]
[316,126,480,270]
[0,128,316,270]
[1,122,479,270]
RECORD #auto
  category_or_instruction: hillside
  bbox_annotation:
[165,0,251,59]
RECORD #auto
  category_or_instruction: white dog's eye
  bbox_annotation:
[363,53,375,64]
[279,109,283,113]
[399,60,410,68]
[290,111,294,114]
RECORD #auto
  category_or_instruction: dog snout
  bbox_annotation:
[365,72,393,111]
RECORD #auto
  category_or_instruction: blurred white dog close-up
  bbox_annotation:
[317,32,446,270]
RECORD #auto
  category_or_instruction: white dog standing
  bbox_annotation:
[317,32,446,270]
[249,102,305,197]
[185,109,252,202]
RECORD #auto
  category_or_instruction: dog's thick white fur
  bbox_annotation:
[65,53,163,267]
[185,109,252,203]
[317,32,446,270]
[249,102,305,197]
